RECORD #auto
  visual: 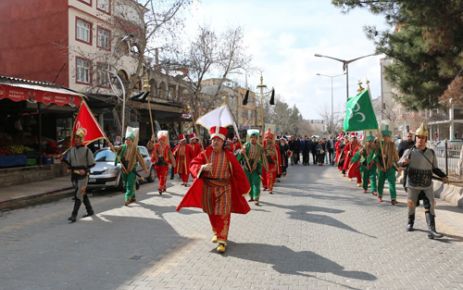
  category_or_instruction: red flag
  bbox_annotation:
[71,101,106,146]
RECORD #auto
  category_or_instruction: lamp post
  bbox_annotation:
[314,52,378,100]
[316,73,345,133]
[107,69,126,138]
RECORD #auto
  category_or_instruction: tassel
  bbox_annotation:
[242,89,249,105]
[269,88,275,105]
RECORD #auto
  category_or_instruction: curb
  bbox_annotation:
[0,187,74,211]
[434,180,463,209]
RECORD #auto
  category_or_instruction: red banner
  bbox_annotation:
[71,101,106,146]
[0,84,82,107]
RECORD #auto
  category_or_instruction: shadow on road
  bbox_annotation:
[227,242,376,289]
[262,202,376,238]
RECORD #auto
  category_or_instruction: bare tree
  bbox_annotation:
[211,27,251,99]
[182,26,219,121]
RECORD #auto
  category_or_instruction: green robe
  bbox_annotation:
[375,142,398,199]
[115,144,144,202]
[237,142,267,200]
[352,148,378,192]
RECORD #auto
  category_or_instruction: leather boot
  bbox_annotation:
[406,214,415,232]
[68,199,82,223]
[82,194,94,217]
[425,212,443,239]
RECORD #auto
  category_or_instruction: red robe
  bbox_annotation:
[173,143,193,175]
[177,147,251,214]
[189,142,202,160]
[335,140,342,164]
[151,142,173,191]
[347,142,362,183]
[275,143,282,176]
[342,142,352,172]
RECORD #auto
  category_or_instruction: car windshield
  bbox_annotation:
[95,150,116,162]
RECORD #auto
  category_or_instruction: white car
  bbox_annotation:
[88,146,155,191]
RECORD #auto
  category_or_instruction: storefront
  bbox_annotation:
[0,76,84,169]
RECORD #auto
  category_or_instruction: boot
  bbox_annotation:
[82,194,94,217]
[406,214,415,232]
[425,212,443,239]
[68,199,82,223]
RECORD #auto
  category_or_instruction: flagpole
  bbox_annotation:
[147,94,155,140]
[365,80,386,171]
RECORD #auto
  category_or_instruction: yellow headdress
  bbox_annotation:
[415,123,428,137]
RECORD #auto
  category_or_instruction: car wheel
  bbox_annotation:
[147,167,155,183]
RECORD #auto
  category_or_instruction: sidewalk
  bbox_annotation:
[0,176,73,211]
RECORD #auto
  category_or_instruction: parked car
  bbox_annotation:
[88,146,155,191]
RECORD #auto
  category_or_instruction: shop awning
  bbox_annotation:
[0,79,84,107]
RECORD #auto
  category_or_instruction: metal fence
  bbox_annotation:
[428,141,462,176]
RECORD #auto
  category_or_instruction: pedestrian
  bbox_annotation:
[377,125,399,205]
[279,137,289,176]
[173,134,193,186]
[151,130,175,195]
[398,132,415,158]
[63,128,96,223]
[177,126,251,253]
[398,123,448,239]
[302,135,310,165]
[108,131,148,206]
[311,136,318,165]
[238,130,268,205]
[327,136,335,165]
[398,131,415,187]
[316,139,326,166]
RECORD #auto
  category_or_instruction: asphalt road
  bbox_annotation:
[1,165,463,289]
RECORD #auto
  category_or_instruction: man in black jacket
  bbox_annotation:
[398,132,415,158]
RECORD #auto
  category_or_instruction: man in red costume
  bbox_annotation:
[177,126,251,253]
[262,130,279,193]
[189,133,203,159]
[346,134,362,186]
[173,134,193,186]
[151,130,175,195]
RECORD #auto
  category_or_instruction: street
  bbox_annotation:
[1,165,463,290]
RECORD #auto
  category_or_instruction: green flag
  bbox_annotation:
[343,89,378,132]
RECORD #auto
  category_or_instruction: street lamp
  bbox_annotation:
[314,52,378,100]
[107,69,126,138]
[316,73,345,133]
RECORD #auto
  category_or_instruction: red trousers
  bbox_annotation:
[179,173,189,184]
[208,214,231,244]
[155,165,168,190]
[267,169,276,192]
[261,168,268,189]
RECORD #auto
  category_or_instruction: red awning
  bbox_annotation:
[0,82,83,107]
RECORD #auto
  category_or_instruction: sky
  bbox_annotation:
[181,0,389,120]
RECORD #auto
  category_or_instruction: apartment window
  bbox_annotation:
[78,0,92,6]
[97,63,110,87]
[76,18,92,44]
[76,57,91,84]
[97,0,110,14]
[97,27,111,50]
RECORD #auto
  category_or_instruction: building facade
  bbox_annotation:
[0,0,190,143]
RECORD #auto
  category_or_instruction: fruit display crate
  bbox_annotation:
[0,155,27,168]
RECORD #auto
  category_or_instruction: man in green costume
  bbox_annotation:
[351,133,378,195]
[238,130,267,206]
[109,131,147,206]
[377,126,399,205]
